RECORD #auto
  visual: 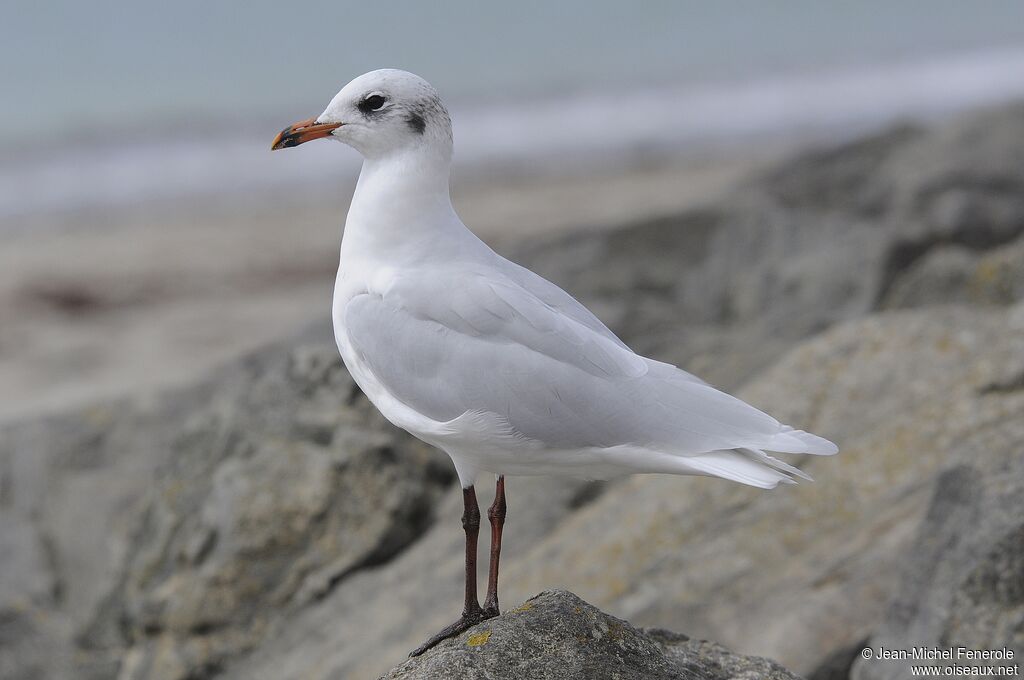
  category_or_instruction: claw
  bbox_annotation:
[409,607,498,657]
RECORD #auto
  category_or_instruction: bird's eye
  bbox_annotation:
[359,94,387,113]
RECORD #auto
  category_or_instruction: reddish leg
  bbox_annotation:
[483,475,506,616]
[410,486,490,657]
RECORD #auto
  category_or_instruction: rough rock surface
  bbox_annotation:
[0,324,455,680]
[852,453,1024,680]
[384,590,801,680]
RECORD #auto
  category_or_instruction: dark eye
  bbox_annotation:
[359,94,387,113]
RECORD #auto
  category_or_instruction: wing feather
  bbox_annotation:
[344,266,829,455]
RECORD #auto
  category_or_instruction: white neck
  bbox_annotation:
[341,145,472,265]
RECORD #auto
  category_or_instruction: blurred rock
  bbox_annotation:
[383,590,800,680]
[218,465,598,679]
[852,456,1024,680]
[517,104,1024,388]
[0,324,454,680]
[881,235,1024,309]
[806,640,870,680]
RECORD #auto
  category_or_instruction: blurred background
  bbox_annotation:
[4,0,1024,420]
[2,2,1024,679]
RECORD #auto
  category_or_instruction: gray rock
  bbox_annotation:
[881,234,1024,309]
[382,590,801,680]
[852,454,1024,680]
[805,640,870,680]
[0,324,454,680]
[217,469,600,680]
[515,104,1024,389]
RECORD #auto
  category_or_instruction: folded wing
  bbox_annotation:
[344,267,836,456]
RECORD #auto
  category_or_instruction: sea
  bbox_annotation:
[3,0,1024,222]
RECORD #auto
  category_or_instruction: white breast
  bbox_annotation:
[331,258,435,437]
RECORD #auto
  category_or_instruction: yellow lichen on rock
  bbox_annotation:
[466,630,491,647]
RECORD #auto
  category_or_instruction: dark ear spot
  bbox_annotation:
[406,113,426,135]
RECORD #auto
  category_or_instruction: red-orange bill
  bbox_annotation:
[271,117,343,150]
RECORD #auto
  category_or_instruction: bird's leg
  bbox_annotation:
[482,475,506,617]
[409,486,487,657]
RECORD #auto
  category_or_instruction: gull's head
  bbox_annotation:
[271,69,452,160]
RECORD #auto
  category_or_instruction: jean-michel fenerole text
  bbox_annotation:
[873,646,1015,661]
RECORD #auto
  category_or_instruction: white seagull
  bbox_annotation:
[272,69,837,655]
